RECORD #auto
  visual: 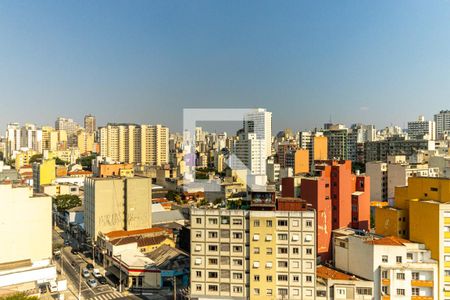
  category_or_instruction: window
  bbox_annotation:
[266,247,272,255]
[396,256,402,263]
[266,234,273,241]
[381,270,388,279]
[232,218,242,225]
[293,247,299,254]
[254,275,260,282]
[195,231,202,238]
[254,288,260,295]
[265,262,273,268]
[232,245,243,253]
[278,275,288,281]
[232,232,243,239]
[278,219,288,226]
[253,234,260,241]
[278,247,288,254]
[306,275,312,282]
[293,220,299,227]
[304,234,313,242]
[336,288,346,295]
[254,247,260,254]
[306,248,312,255]
[382,255,388,263]
[196,271,202,277]
[381,286,389,295]
[232,259,243,266]
[293,289,299,296]
[208,245,218,252]
[196,217,202,224]
[221,216,230,224]
[208,258,218,265]
[266,275,272,282]
[195,258,202,265]
[396,273,405,280]
[278,233,288,240]
[266,289,272,296]
[407,252,413,260]
[356,288,372,295]
[232,272,243,280]
[278,261,288,268]
[412,287,419,296]
[232,286,242,293]
[278,288,288,296]
[208,218,218,225]
[254,220,260,227]
[397,289,405,296]
[208,231,218,238]
[306,220,313,227]
[266,220,272,227]
[253,261,260,268]
[431,187,438,192]
[293,275,299,282]
[208,272,218,278]
[194,245,202,252]
[208,285,218,292]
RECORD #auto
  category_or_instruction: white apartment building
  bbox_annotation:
[5,123,42,158]
[0,183,56,293]
[243,108,272,157]
[408,115,436,140]
[190,207,316,300]
[434,110,450,139]
[334,229,438,300]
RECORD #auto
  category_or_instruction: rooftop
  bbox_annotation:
[316,265,357,281]
[104,227,170,239]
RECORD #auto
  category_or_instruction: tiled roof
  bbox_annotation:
[110,234,169,247]
[316,265,356,280]
[104,227,170,239]
[365,236,410,246]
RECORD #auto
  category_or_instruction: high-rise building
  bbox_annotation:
[300,160,371,261]
[408,115,436,140]
[5,123,42,158]
[375,177,450,299]
[84,114,96,134]
[434,110,450,139]
[99,123,169,166]
[323,124,349,160]
[76,128,95,154]
[32,159,56,192]
[0,184,56,292]
[190,204,316,300]
[84,176,152,241]
[243,108,272,157]
[55,117,79,147]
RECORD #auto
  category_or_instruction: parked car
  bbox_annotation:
[48,280,58,293]
[87,278,97,288]
[97,276,107,285]
[82,268,90,278]
[71,248,79,255]
[92,269,102,278]
[86,263,94,270]
[64,240,70,246]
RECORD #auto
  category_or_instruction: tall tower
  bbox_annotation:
[84,114,96,134]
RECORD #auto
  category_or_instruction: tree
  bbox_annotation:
[76,154,97,170]
[55,157,69,165]
[29,154,43,164]
[166,190,182,203]
[0,293,38,300]
[54,194,82,211]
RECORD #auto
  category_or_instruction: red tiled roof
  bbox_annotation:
[317,265,356,280]
[365,236,410,246]
[105,227,171,239]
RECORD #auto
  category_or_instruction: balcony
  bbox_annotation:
[444,218,450,225]
[445,261,450,268]
[382,296,390,300]
[445,232,450,239]
[381,279,390,285]
[445,247,450,254]
[444,276,450,282]
[411,297,433,300]
[411,280,433,287]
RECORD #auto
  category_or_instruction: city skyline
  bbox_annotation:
[2,1,450,131]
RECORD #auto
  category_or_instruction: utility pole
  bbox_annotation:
[173,276,176,300]
[78,265,82,300]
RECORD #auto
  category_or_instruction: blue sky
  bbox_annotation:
[1,1,450,132]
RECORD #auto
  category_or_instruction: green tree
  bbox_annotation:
[55,157,69,165]
[166,190,182,203]
[76,154,97,170]
[29,154,43,164]
[54,194,82,211]
[0,293,38,300]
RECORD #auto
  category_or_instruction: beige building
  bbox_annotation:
[84,176,152,241]
[99,123,169,166]
[190,207,316,300]
[42,126,68,151]
[76,128,95,154]
[0,183,56,293]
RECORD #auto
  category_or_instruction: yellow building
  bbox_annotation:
[14,149,38,170]
[32,159,56,192]
[313,136,328,161]
[375,177,450,299]
[294,149,309,174]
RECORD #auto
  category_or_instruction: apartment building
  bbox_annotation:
[375,177,450,299]
[365,137,434,163]
[190,206,316,300]
[434,110,450,139]
[84,176,152,241]
[99,123,169,166]
[334,229,437,300]
[408,115,436,140]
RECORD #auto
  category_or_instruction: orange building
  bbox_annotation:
[98,163,134,177]
[294,149,309,174]
[313,136,328,161]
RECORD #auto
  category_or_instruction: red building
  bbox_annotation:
[300,160,370,262]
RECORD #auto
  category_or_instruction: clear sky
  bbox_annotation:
[1,1,450,133]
